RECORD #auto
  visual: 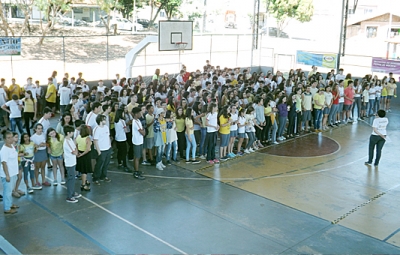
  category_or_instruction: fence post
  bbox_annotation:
[209,34,212,64]
[10,54,13,78]
[144,47,147,76]
[236,34,239,67]
[106,35,109,80]
[63,36,66,74]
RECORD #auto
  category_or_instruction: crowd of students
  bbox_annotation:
[0,63,397,214]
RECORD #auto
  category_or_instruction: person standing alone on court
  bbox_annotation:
[365,109,389,167]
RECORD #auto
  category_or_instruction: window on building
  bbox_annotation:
[366,26,377,38]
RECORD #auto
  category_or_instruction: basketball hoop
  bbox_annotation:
[175,42,188,53]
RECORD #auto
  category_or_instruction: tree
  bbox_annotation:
[0,2,15,36]
[96,0,122,34]
[15,0,35,35]
[119,0,148,19]
[34,0,71,44]
[148,0,183,26]
[267,0,314,37]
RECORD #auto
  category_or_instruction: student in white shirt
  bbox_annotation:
[2,94,24,133]
[131,107,145,180]
[1,130,19,214]
[205,103,219,164]
[228,104,239,157]
[114,108,130,172]
[58,80,71,116]
[92,114,112,185]
[63,125,81,203]
[38,107,52,134]
[365,110,388,167]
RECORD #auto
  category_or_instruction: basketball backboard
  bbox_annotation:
[158,21,193,51]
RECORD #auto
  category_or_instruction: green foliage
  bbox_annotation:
[267,0,314,23]
[159,0,183,20]
[119,0,149,18]
[34,0,71,16]
[96,0,123,13]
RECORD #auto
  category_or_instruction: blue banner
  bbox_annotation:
[0,37,21,55]
[296,51,337,69]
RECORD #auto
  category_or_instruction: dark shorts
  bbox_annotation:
[230,130,238,138]
[323,107,330,115]
[302,110,311,121]
[387,95,393,100]
[46,101,56,109]
[343,104,352,111]
[133,144,143,159]
[144,137,154,149]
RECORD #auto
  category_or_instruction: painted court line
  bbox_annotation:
[46,177,187,254]
[0,235,22,255]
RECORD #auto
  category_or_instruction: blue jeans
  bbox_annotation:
[156,144,165,164]
[2,175,16,211]
[93,148,111,181]
[375,97,380,112]
[166,141,177,161]
[368,99,376,116]
[352,97,362,119]
[199,127,207,155]
[66,166,76,199]
[329,104,339,124]
[270,121,278,142]
[277,116,287,137]
[313,109,322,129]
[185,133,196,160]
[10,117,24,134]
[246,132,256,149]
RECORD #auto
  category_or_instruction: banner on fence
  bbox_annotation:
[0,38,21,55]
[296,51,337,69]
[371,57,400,74]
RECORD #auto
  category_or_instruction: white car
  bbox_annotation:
[99,16,143,31]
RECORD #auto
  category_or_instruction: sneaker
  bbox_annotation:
[191,159,201,164]
[133,171,145,180]
[104,177,111,182]
[273,141,279,144]
[357,117,361,121]
[277,137,283,141]
[249,148,255,153]
[236,152,243,156]
[253,146,259,150]
[220,156,229,161]
[32,184,42,190]
[53,182,58,186]
[365,162,372,165]
[199,155,206,160]
[166,160,172,165]
[60,180,66,185]
[244,149,250,154]
[47,165,53,170]
[141,161,151,166]
[207,160,215,164]
[27,187,34,194]
[17,190,25,196]
[161,163,166,168]
[93,180,101,185]
[185,160,192,164]
[66,197,78,203]
[73,193,82,198]
[42,181,51,186]
[156,163,164,171]
[213,159,220,164]
[128,158,134,161]
[4,209,18,214]
[12,191,21,198]
[173,159,180,164]
[282,137,286,140]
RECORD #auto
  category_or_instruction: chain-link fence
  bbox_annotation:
[0,33,389,84]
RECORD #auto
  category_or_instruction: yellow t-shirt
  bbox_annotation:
[167,104,175,112]
[109,112,116,129]
[219,115,230,134]
[76,135,90,152]
[145,114,155,138]
[127,103,138,114]
[159,119,167,143]
[387,82,397,96]
[22,98,36,113]
[175,118,185,132]
[20,142,35,158]
[8,84,23,99]
[185,118,194,135]
[46,84,57,103]
[381,85,388,97]
[313,93,325,110]
[49,134,64,156]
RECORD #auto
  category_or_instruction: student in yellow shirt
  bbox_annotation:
[45,77,57,114]
[8,78,24,99]
[46,128,65,185]
[22,90,37,136]
[219,105,231,161]
[19,133,36,194]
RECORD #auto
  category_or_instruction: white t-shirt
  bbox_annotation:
[97,86,106,94]
[230,112,238,131]
[131,119,144,145]
[238,116,246,133]
[38,117,50,134]
[85,112,98,131]
[375,86,382,98]
[115,120,127,142]
[354,85,362,98]
[0,87,7,105]
[5,100,23,118]
[63,138,77,167]
[0,145,18,178]
[24,84,38,100]
[372,117,388,136]
[338,86,345,103]
[59,86,71,106]
[112,85,122,94]
[324,92,333,106]
[31,133,47,150]
[81,84,90,92]
[93,125,111,151]
[336,74,346,81]
[206,112,218,133]
[369,87,376,100]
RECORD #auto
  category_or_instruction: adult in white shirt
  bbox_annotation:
[92,114,112,184]
[38,107,52,134]
[59,80,71,116]
[1,131,20,214]
[335,68,346,82]
[365,110,388,167]
[63,125,81,203]
[2,94,24,133]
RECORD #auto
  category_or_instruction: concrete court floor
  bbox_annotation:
[1,101,400,254]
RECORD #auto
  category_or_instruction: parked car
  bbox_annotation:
[137,19,158,29]
[97,16,144,31]
[260,27,289,38]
